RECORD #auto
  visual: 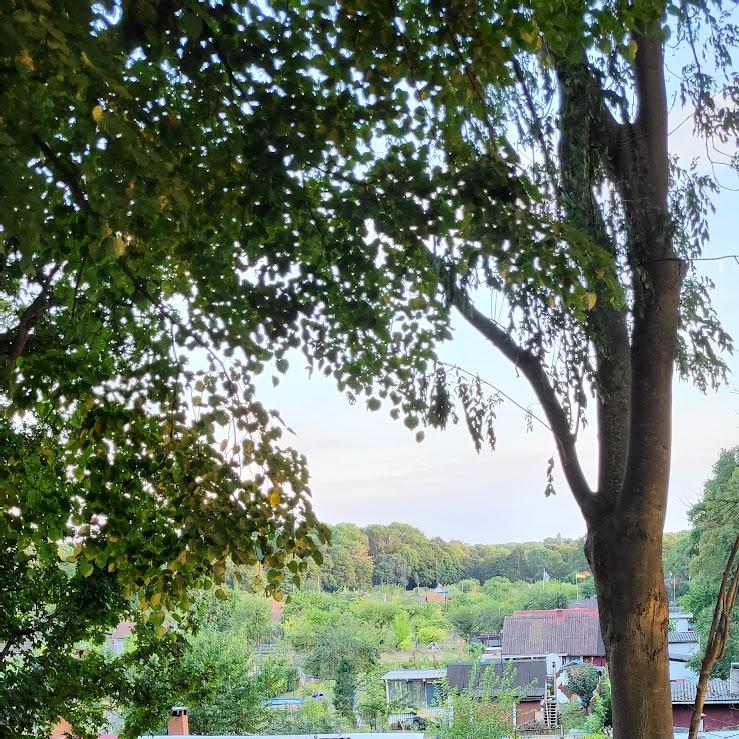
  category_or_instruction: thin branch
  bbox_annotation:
[511,58,561,211]
[34,136,94,216]
[688,531,739,739]
[450,287,599,520]
[438,360,552,432]
[2,266,61,369]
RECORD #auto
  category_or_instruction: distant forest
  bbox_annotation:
[310,522,689,593]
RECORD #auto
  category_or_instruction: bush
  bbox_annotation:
[418,625,448,644]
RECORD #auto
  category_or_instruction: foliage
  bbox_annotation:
[358,668,394,730]
[264,699,345,734]
[321,524,374,592]
[683,449,739,677]
[303,620,381,678]
[567,664,601,706]
[391,611,415,650]
[436,662,520,739]
[3,0,736,731]
[418,624,449,644]
[560,701,588,733]
[584,673,612,734]
[198,590,272,644]
[122,588,289,737]
[333,657,357,723]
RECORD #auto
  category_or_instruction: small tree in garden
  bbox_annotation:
[333,657,358,724]
[567,664,601,706]
[437,662,520,739]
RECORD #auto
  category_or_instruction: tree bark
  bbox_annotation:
[587,512,673,739]
[688,532,739,739]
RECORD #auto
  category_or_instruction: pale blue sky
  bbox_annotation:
[255,68,739,545]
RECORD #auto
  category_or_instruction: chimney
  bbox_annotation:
[168,706,189,736]
[730,662,739,694]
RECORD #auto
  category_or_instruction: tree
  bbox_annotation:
[123,590,289,737]
[321,524,374,592]
[303,620,380,678]
[333,657,358,724]
[191,0,731,734]
[2,3,331,730]
[358,668,394,730]
[567,665,601,707]
[4,2,735,737]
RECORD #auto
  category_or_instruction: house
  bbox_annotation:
[474,632,503,651]
[107,621,135,655]
[669,629,700,680]
[671,665,739,731]
[670,609,695,632]
[381,667,445,707]
[447,658,548,725]
[501,609,606,671]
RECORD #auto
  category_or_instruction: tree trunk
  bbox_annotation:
[587,511,673,739]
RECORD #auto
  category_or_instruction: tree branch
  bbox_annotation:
[34,135,94,217]
[688,531,739,739]
[451,289,600,521]
[1,266,60,369]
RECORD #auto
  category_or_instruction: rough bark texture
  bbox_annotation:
[688,533,739,739]
[587,515,673,739]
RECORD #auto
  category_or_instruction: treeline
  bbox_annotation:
[312,522,591,591]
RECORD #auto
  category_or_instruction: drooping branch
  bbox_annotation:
[688,532,739,739]
[451,290,601,522]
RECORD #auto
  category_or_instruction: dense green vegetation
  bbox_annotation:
[317,522,590,589]
[681,448,739,678]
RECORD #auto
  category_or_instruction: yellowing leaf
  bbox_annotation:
[92,104,104,124]
[16,50,34,71]
[150,591,162,607]
[626,39,638,61]
[269,488,282,508]
[584,292,598,311]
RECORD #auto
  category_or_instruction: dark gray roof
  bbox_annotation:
[671,678,739,704]
[446,658,547,700]
[382,668,445,681]
[668,631,699,644]
[502,610,606,658]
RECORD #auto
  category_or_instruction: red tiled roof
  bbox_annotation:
[502,609,606,657]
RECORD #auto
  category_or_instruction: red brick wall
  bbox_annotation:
[673,704,739,730]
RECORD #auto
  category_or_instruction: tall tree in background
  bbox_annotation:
[2,2,736,737]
